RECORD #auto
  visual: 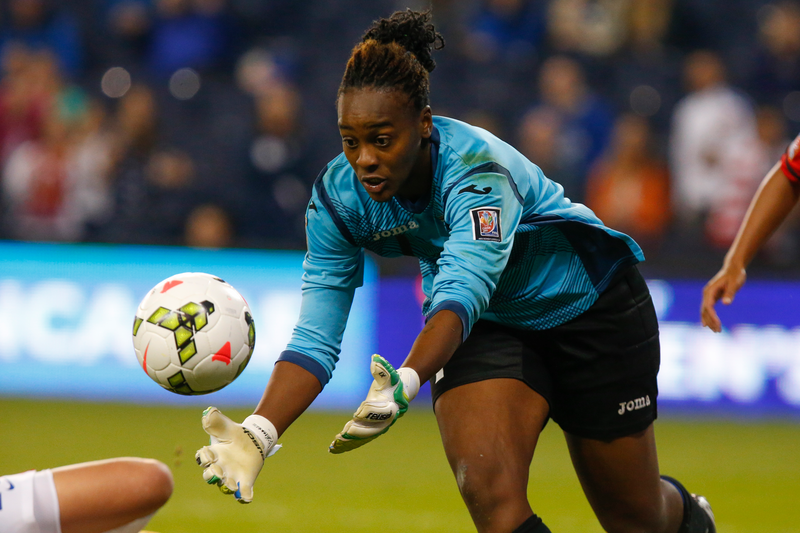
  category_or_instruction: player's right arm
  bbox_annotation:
[197,173,364,501]
[701,148,800,332]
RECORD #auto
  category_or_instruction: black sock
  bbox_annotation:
[512,513,552,533]
[661,475,711,533]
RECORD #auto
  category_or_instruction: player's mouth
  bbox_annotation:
[360,175,389,195]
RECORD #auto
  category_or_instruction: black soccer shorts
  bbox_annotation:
[430,265,660,441]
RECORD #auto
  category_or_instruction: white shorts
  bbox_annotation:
[0,470,60,533]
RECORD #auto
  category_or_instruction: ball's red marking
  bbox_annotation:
[143,342,150,373]
[212,341,232,365]
[161,280,183,293]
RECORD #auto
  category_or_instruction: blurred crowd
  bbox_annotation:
[1,0,800,277]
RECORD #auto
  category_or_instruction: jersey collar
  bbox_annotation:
[394,125,440,214]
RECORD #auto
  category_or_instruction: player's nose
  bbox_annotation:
[355,147,379,170]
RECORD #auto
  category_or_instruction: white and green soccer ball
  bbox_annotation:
[132,272,255,395]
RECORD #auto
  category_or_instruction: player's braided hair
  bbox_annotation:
[338,9,445,112]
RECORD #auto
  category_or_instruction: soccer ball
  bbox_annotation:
[132,272,255,395]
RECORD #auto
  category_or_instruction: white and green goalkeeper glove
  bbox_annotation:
[329,354,420,454]
[195,407,281,503]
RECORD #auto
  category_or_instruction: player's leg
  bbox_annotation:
[549,265,714,532]
[564,424,682,532]
[52,457,173,533]
[430,320,555,532]
[434,378,550,533]
[564,425,714,533]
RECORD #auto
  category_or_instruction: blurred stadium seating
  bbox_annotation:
[1,0,800,278]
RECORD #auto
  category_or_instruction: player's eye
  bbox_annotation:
[375,136,391,147]
[342,138,358,149]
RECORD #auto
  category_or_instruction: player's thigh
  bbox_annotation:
[430,319,552,485]
[564,424,667,524]
[434,378,549,489]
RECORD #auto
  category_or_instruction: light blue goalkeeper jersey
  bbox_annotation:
[278,116,644,387]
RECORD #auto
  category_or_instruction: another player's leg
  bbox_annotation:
[434,378,551,533]
[53,457,173,533]
[564,424,715,533]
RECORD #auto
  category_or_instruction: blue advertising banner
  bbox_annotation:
[2,240,798,417]
[0,241,377,408]
[648,279,800,418]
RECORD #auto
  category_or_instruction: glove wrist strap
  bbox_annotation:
[398,367,420,402]
[242,415,279,460]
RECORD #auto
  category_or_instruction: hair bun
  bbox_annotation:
[362,9,444,73]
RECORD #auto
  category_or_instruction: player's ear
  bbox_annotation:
[419,106,433,140]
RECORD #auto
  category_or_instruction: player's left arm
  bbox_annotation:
[402,169,522,381]
[330,170,522,453]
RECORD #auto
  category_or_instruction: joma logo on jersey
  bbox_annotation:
[618,395,651,415]
[365,412,392,421]
[372,220,419,241]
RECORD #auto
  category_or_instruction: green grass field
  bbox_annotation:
[2,398,799,532]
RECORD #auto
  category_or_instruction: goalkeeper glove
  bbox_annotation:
[195,407,281,503]
[329,354,420,454]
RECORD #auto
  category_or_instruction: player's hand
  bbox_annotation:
[195,407,281,503]
[329,354,420,454]
[701,265,746,333]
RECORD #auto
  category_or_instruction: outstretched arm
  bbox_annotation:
[196,174,366,499]
[701,162,800,332]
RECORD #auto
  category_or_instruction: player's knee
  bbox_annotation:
[143,459,174,508]
[125,458,174,512]
[454,459,523,511]
[454,461,488,505]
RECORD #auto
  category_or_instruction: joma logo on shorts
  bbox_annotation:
[618,395,651,415]
[372,221,419,241]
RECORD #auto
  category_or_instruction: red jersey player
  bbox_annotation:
[701,133,800,331]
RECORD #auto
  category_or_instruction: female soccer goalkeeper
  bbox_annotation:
[196,9,716,533]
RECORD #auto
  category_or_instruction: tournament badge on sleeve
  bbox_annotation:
[470,207,502,242]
